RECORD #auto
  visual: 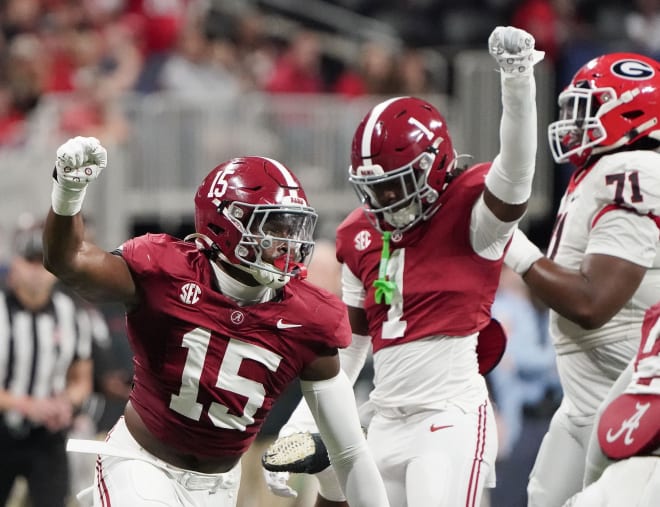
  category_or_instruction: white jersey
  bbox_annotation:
[547,150,660,354]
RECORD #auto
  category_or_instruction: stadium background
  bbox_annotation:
[0,0,654,505]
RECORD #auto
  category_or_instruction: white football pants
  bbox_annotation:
[563,457,660,507]
[90,418,241,507]
[528,340,637,507]
[367,398,497,507]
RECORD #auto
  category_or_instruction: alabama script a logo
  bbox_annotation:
[604,401,651,446]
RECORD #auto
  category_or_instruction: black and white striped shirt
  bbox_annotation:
[0,288,94,432]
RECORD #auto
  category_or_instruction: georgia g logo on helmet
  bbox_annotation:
[611,59,655,80]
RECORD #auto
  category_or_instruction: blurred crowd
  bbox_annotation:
[2,0,660,150]
[0,0,439,149]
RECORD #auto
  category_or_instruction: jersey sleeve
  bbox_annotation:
[587,210,659,267]
[326,295,353,350]
[119,233,164,278]
[587,151,660,266]
[295,281,353,350]
[341,263,366,309]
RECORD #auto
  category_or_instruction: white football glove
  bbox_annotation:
[504,227,544,276]
[262,470,298,498]
[52,136,108,216]
[488,26,544,75]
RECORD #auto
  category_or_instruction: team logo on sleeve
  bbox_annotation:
[354,230,372,251]
[180,283,202,305]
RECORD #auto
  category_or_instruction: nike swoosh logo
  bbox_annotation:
[430,424,453,432]
[277,319,303,329]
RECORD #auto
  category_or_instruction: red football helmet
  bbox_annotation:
[193,157,317,288]
[349,96,457,232]
[548,52,660,169]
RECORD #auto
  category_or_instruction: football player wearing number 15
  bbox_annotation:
[264,25,544,507]
[41,139,389,507]
[504,53,660,507]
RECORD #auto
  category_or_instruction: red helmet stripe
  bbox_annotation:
[361,96,408,164]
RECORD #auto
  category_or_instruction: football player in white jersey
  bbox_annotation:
[563,301,660,507]
[262,25,544,507]
[504,52,660,507]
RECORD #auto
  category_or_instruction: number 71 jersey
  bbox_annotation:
[118,233,351,458]
[548,150,660,353]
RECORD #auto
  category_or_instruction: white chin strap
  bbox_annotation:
[251,266,290,289]
[234,261,291,289]
[383,202,419,228]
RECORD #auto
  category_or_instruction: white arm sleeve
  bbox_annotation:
[341,263,366,308]
[485,71,538,205]
[470,193,518,259]
[340,334,371,385]
[278,334,371,436]
[302,372,389,507]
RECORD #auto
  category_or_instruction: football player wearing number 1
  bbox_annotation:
[504,52,660,507]
[41,139,389,507]
[263,25,544,507]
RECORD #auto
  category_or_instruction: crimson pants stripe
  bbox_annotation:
[96,456,111,506]
[466,400,487,507]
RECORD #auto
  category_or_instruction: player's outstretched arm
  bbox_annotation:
[43,136,138,305]
[300,356,389,507]
[263,327,372,501]
[483,25,544,223]
[505,227,647,328]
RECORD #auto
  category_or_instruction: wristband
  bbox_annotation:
[51,180,87,216]
[505,229,544,275]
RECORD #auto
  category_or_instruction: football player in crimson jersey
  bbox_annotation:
[562,301,660,507]
[263,25,544,507]
[504,52,660,507]
[41,143,390,507]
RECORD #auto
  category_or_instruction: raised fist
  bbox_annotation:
[51,136,108,216]
[55,136,107,190]
[488,26,544,75]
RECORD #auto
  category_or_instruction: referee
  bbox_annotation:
[0,222,93,507]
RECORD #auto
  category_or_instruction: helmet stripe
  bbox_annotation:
[263,157,299,197]
[361,96,408,163]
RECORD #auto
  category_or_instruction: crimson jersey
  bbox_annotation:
[119,234,351,458]
[336,164,503,353]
